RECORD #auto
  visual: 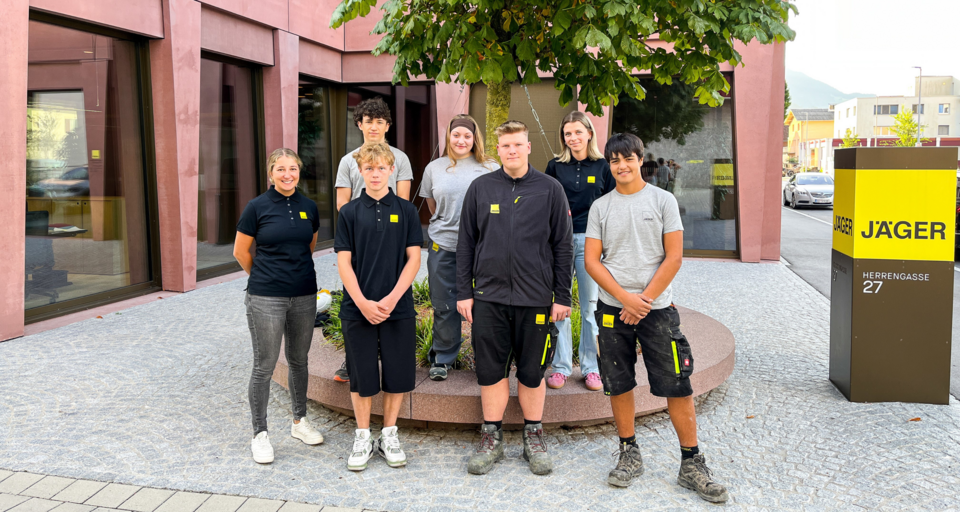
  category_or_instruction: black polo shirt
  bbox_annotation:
[334,189,423,321]
[236,188,320,297]
[544,157,615,233]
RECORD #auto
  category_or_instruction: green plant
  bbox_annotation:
[412,278,431,307]
[322,292,345,349]
[886,105,929,147]
[841,128,859,148]
[414,314,434,366]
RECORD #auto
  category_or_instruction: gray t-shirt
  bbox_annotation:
[585,184,683,310]
[335,145,414,199]
[419,155,493,252]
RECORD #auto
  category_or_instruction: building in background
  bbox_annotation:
[1,0,786,340]
[784,108,834,168]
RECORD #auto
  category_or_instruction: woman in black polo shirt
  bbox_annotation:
[544,111,616,392]
[234,148,324,464]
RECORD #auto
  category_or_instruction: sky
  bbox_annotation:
[786,0,960,96]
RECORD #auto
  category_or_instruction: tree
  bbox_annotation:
[841,128,859,148]
[887,105,928,147]
[331,0,797,154]
[784,82,791,120]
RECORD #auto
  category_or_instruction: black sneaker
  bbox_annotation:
[333,360,349,383]
[677,453,729,503]
[607,443,644,487]
[429,363,452,381]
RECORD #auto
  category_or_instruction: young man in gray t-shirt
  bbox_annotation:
[584,133,728,503]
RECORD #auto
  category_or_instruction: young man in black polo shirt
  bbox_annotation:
[334,143,423,471]
[457,120,573,476]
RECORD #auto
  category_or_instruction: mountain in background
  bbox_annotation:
[786,69,872,109]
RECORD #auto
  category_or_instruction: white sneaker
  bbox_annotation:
[377,426,407,468]
[347,429,373,471]
[291,417,324,445]
[251,431,274,464]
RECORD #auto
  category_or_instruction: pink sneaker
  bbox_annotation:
[546,372,567,389]
[584,372,603,391]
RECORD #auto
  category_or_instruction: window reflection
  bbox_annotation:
[613,78,737,253]
[197,58,260,272]
[25,21,152,309]
[298,81,334,242]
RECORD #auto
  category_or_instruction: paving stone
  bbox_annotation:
[0,495,29,512]
[51,482,107,505]
[84,485,140,509]
[276,503,320,512]
[0,475,44,496]
[319,508,362,512]
[7,498,60,512]
[152,492,209,512]
[46,504,95,512]
[0,473,12,485]
[194,495,246,512]
[117,488,174,512]
[235,499,282,512]
[21,478,76,500]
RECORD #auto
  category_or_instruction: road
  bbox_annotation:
[779,202,960,400]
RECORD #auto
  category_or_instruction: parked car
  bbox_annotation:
[783,172,834,208]
[35,167,89,197]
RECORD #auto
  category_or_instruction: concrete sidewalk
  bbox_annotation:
[1,254,959,511]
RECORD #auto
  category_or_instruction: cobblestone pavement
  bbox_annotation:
[2,254,960,511]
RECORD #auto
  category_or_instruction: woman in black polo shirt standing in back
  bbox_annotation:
[234,148,325,464]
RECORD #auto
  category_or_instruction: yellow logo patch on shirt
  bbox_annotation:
[299,212,308,219]
[390,214,399,223]
[602,314,614,328]
[432,242,439,252]
[490,204,500,214]
[536,314,546,325]
[587,176,596,183]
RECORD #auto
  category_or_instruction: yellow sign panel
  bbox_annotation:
[832,168,955,261]
[712,163,734,186]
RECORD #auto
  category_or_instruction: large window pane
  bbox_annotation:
[612,78,737,254]
[25,21,152,309]
[197,58,260,272]
[298,81,334,242]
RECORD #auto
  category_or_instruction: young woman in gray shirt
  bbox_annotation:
[419,115,495,381]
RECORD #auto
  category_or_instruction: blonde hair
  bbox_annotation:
[495,120,529,138]
[353,142,395,168]
[266,148,302,184]
[556,111,603,163]
[445,114,495,171]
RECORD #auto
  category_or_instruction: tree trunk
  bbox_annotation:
[485,80,511,161]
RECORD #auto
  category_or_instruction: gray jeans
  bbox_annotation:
[244,292,316,435]
[427,247,463,365]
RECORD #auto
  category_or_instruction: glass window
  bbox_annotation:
[797,174,833,186]
[939,103,950,114]
[612,77,737,254]
[298,80,335,242]
[25,21,153,311]
[912,104,925,114]
[939,125,949,135]
[197,57,261,274]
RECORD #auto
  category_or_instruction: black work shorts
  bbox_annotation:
[342,317,416,398]
[471,300,558,388]
[595,301,694,398]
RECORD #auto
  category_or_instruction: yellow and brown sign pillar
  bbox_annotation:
[830,147,955,404]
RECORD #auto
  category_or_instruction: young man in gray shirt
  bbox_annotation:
[584,133,728,502]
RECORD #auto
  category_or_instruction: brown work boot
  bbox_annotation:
[521,423,553,475]
[467,424,504,475]
[677,453,729,503]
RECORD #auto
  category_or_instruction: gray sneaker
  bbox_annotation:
[677,453,729,503]
[467,424,504,475]
[607,443,644,487]
[521,423,553,475]
[429,363,451,381]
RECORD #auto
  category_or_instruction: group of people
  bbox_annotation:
[641,153,681,193]
[232,97,728,503]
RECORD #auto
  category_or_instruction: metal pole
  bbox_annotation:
[875,96,879,146]
[914,66,923,145]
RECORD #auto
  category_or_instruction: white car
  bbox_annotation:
[783,172,834,208]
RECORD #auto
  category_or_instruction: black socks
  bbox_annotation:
[619,435,638,447]
[681,445,700,460]
[484,420,503,430]
[523,419,541,426]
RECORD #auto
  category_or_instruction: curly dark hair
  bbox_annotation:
[353,97,393,126]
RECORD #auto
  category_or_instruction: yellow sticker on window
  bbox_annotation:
[299,212,308,219]
[390,214,399,223]
[587,176,596,183]
[536,314,545,325]
[490,204,500,214]
[602,314,614,328]
[432,242,439,252]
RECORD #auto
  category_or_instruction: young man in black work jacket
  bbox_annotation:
[456,120,573,476]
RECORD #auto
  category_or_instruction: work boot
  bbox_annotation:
[607,443,644,487]
[467,424,504,475]
[677,453,729,503]
[521,423,553,475]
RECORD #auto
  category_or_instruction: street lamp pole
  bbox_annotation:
[914,66,923,145]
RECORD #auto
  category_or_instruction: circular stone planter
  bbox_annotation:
[273,306,735,427]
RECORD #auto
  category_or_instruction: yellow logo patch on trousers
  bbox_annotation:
[602,314,614,328]
[536,314,545,325]
[432,242,439,252]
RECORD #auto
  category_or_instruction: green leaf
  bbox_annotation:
[558,83,574,106]
[585,26,612,50]
[555,9,573,30]
[482,58,504,84]
[517,40,536,62]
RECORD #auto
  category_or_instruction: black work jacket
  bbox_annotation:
[456,166,573,307]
